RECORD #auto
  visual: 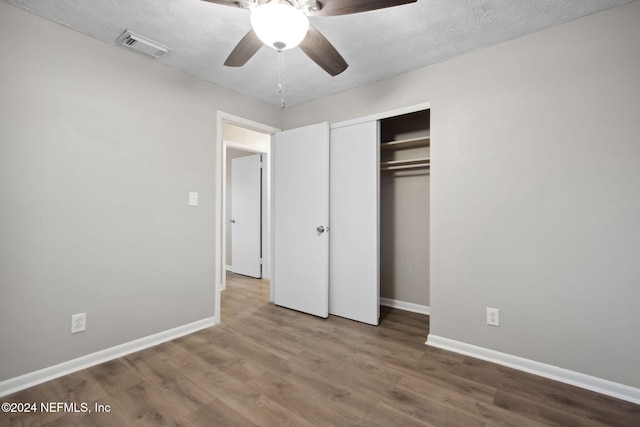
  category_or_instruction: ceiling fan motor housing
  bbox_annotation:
[250,1,310,50]
[258,0,321,13]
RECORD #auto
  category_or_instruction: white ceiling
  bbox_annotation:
[4,0,632,108]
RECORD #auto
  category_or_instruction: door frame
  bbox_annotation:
[215,111,280,324]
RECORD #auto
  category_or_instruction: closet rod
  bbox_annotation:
[380,157,430,168]
[380,136,430,150]
[381,163,430,171]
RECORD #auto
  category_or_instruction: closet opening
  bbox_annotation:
[379,109,431,317]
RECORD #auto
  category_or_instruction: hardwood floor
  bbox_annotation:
[2,273,639,426]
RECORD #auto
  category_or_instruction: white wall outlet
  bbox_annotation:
[486,307,500,327]
[71,313,86,334]
[188,191,198,207]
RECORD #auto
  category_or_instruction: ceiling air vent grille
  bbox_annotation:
[116,30,170,59]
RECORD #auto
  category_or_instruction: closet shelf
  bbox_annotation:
[380,136,430,150]
[380,157,430,171]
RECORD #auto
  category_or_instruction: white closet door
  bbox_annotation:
[273,122,330,318]
[231,154,262,278]
[330,121,379,325]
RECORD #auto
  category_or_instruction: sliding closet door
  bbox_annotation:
[330,121,379,325]
[273,122,330,318]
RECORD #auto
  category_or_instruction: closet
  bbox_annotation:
[327,107,430,325]
[273,106,430,326]
[379,110,430,311]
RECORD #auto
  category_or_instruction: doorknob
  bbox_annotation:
[316,226,325,234]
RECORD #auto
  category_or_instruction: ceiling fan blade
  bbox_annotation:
[299,26,348,76]
[310,0,417,16]
[200,0,253,9]
[224,30,263,67]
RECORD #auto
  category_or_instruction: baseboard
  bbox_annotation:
[225,265,232,271]
[380,297,430,315]
[0,317,216,398]
[426,334,640,405]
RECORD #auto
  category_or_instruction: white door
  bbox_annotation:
[231,154,262,278]
[330,121,380,325]
[273,122,330,318]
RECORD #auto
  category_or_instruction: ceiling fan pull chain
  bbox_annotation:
[278,48,285,109]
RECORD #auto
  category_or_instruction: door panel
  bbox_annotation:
[273,123,330,318]
[330,121,380,325]
[231,154,262,278]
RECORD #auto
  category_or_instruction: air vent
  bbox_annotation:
[116,30,170,59]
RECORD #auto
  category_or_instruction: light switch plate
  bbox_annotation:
[188,192,198,207]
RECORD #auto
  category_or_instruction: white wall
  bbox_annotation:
[284,1,640,389]
[222,122,271,153]
[0,2,280,382]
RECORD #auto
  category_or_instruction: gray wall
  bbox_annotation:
[284,1,640,388]
[380,171,430,306]
[0,3,280,381]
[3,0,640,392]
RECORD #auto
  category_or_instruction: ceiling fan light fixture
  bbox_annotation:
[250,2,309,51]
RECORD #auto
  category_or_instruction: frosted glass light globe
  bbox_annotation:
[250,2,309,50]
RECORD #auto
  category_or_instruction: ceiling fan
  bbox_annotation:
[201,0,417,76]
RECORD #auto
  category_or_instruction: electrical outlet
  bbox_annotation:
[71,313,86,334]
[486,307,500,327]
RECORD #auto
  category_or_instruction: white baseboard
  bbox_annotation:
[426,334,640,405]
[0,317,216,398]
[225,265,232,271]
[380,297,430,315]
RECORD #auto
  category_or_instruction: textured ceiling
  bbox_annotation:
[3,0,633,107]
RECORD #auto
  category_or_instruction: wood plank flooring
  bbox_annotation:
[2,273,639,426]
